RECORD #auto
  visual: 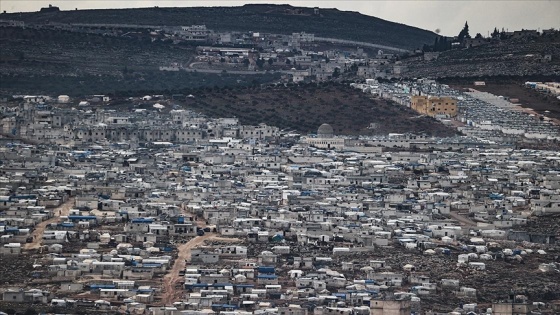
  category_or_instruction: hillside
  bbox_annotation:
[405,36,560,78]
[0,27,280,95]
[0,4,436,50]
[0,27,193,76]
[174,83,457,136]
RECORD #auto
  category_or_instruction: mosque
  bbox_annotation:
[305,123,345,150]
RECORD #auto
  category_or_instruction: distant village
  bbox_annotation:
[1,77,560,315]
[1,9,559,84]
[156,25,405,83]
[157,24,559,83]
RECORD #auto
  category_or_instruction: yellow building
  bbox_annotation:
[410,96,457,117]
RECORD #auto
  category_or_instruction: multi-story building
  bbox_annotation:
[180,25,212,41]
[410,95,457,117]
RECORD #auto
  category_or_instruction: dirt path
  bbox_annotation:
[24,197,75,250]
[160,204,240,304]
[161,233,215,305]
[449,210,476,227]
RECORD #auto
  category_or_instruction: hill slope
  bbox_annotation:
[1,4,436,50]
[0,27,280,95]
[405,36,560,78]
[176,83,457,136]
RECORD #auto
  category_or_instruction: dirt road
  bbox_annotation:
[160,227,240,305]
[24,197,75,250]
[449,210,476,227]
[161,233,215,305]
[160,204,240,304]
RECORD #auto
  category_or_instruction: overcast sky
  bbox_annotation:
[1,0,558,36]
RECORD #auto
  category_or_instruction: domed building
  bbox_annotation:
[306,122,345,150]
[317,123,334,138]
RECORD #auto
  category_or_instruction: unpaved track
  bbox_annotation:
[449,210,476,227]
[161,233,241,305]
[24,197,75,250]
[161,233,213,305]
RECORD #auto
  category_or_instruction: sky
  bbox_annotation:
[1,0,558,37]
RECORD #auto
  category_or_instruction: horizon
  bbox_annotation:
[1,1,559,37]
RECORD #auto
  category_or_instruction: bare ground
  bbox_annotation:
[448,210,476,227]
[24,197,75,250]
[160,233,240,305]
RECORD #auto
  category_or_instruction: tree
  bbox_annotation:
[458,21,471,41]
[491,27,500,38]
[256,58,265,69]
[267,58,274,66]
[464,21,471,39]
[332,67,340,78]
[475,33,483,39]
[285,59,291,65]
